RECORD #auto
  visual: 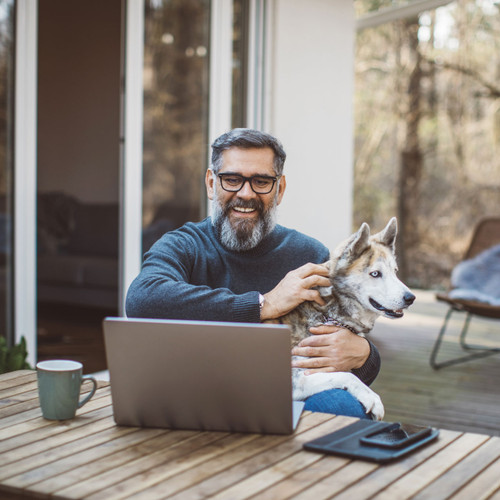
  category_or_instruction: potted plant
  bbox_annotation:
[0,336,32,374]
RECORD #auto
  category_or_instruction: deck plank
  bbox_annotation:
[371,290,500,437]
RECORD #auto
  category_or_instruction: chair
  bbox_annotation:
[430,217,500,370]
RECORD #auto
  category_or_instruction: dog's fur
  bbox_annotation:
[268,217,415,420]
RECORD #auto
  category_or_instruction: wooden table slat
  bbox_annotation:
[185,416,350,500]
[0,375,37,394]
[326,429,460,500]
[0,370,35,385]
[287,458,379,500]
[84,432,262,500]
[248,454,348,500]
[93,413,344,500]
[0,402,114,454]
[370,432,492,500]
[0,381,109,430]
[487,485,500,500]
[0,418,129,478]
[50,431,232,499]
[0,396,42,419]
[412,437,500,500]
[450,457,500,500]
[4,427,176,492]
[2,370,500,500]
[0,381,39,402]
[215,446,340,500]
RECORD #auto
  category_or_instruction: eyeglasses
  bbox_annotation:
[217,173,280,194]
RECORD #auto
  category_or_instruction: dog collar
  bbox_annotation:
[322,315,358,334]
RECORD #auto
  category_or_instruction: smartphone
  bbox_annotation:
[359,423,433,449]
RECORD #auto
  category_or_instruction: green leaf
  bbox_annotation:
[0,336,32,374]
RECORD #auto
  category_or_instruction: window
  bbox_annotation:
[231,0,249,127]
[0,0,14,342]
[142,0,211,252]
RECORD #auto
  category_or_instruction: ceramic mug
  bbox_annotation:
[36,360,98,420]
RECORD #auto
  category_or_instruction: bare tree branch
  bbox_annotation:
[423,56,500,98]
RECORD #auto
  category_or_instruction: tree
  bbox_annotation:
[354,0,500,289]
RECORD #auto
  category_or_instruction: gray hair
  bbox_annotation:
[210,128,286,175]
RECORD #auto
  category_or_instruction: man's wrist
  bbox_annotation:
[258,293,265,309]
[258,293,265,319]
[259,293,276,321]
[352,337,371,369]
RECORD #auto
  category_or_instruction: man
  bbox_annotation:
[126,128,380,418]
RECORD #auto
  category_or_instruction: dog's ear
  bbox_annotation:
[374,217,398,252]
[339,222,371,264]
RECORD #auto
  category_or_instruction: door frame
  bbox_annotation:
[120,0,144,315]
[15,0,38,366]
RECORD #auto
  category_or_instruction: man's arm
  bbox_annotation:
[126,227,332,323]
[259,263,332,320]
[126,273,260,322]
[291,326,381,386]
[125,235,261,322]
[351,340,380,386]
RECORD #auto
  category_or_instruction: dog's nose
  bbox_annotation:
[404,292,416,306]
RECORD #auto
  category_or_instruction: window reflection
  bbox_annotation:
[143,0,211,252]
[232,0,249,128]
[0,0,14,343]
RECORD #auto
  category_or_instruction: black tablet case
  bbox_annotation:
[303,420,439,463]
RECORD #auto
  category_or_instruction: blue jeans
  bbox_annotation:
[304,389,371,419]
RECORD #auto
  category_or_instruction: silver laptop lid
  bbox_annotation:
[103,317,301,435]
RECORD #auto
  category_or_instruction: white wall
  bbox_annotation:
[268,0,355,251]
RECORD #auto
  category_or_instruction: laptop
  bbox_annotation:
[103,317,305,435]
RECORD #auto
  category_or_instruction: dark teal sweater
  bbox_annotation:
[126,217,380,384]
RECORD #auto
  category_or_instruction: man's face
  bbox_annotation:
[206,147,286,251]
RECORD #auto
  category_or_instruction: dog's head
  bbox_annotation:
[327,217,415,319]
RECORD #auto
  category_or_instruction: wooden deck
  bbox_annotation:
[370,290,500,437]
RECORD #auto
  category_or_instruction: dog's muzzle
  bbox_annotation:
[369,292,415,318]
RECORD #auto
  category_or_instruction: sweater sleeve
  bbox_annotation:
[351,339,380,386]
[125,231,261,323]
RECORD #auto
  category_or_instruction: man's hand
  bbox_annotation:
[260,263,331,321]
[291,325,370,375]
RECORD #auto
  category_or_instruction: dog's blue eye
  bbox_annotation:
[370,271,382,278]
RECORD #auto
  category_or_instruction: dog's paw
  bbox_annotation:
[337,374,385,420]
[349,384,384,420]
[292,370,385,420]
[359,389,385,421]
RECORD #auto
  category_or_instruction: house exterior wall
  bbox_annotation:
[269,0,355,251]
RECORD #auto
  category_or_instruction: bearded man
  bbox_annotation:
[126,128,381,418]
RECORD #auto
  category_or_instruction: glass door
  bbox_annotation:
[0,0,14,346]
[36,0,122,374]
[142,0,211,248]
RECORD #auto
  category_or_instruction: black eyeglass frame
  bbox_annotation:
[216,172,281,194]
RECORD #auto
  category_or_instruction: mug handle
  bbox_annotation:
[78,376,98,409]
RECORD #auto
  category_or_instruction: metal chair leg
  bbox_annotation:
[430,307,453,370]
[430,308,500,370]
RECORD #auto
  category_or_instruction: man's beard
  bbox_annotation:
[211,194,278,252]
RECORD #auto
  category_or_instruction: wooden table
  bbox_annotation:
[2,371,500,500]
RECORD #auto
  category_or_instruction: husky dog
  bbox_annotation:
[269,217,415,420]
